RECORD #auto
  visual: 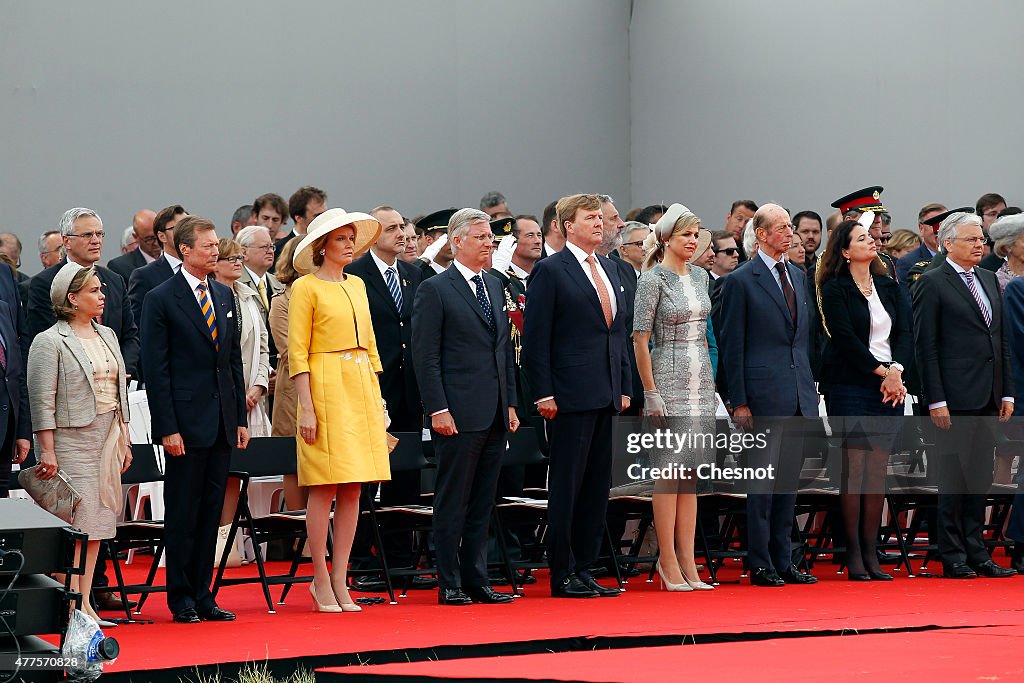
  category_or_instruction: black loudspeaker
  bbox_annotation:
[0,499,85,683]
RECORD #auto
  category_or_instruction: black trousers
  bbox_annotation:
[932,404,997,568]
[431,408,506,589]
[744,418,804,573]
[546,407,614,586]
[163,428,231,615]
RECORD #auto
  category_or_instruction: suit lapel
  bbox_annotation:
[599,254,626,322]
[560,250,606,323]
[447,268,492,331]
[485,275,505,338]
[943,264,989,327]
[174,274,218,348]
[364,260,400,316]
[751,256,793,327]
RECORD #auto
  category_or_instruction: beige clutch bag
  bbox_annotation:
[386,433,399,454]
[18,465,82,525]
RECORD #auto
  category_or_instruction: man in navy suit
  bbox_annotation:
[127,205,188,332]
[412,208,520,605]
[523,193,631,598]
[0,262,31,496]
[719,203,819,587]
[141,216,249,623]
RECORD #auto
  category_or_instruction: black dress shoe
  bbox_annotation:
[943,562,978,579]
[465,586,514,604]
[350,577,387,593]
[868,569,894,581]
[971,560,1017,578]
[580,577,620,597]
[173,608,201,624]
[778,568,818,585]
[750,568,785,587]
[550,575,599,598]
[95,592,137,611]
[438,588,473,605]
[847,571,872,581]
[198,606,236,621]
[1011,549,1024,575]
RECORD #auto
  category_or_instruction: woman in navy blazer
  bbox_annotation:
[818,220,913,581]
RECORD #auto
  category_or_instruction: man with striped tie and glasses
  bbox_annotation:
[912,210,1016,580]
[141,216,251,623]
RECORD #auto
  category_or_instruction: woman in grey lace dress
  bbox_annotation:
[633,204,716,591]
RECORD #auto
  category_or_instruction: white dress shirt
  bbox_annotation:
[163,251,182,274]
[181,267,214,311]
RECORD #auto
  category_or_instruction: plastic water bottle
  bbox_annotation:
[62,609,119,681]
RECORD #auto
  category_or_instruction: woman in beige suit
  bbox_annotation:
[269,237,306,511]
[28,263,131,626]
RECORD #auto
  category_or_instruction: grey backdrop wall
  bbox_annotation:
[629,0,1023,234]
[1,0,631,274]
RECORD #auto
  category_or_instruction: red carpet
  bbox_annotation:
[317,627,1024,682]
[100,555,1024,680]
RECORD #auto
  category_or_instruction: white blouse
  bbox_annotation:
[865,287,893,363]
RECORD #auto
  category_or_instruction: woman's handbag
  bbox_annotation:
[17,465,82,524]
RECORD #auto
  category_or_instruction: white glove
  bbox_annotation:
[644,390,667,417]
[491,235,517,273]
[420,233,448,263]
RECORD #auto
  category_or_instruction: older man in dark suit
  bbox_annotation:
[28,208,140,378]
[412,208,519,606]
[107,209,159,283]
[913,210,1016,579]
[523,193,631,599]
[141,216,250,622]
[719,203,819,587]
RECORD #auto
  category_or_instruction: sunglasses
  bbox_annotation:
[715,247,739,256]
[879,234,892,244]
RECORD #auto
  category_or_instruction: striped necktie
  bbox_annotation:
[197,282,219,350]
[384,266,403,311]
[961,270,992,327]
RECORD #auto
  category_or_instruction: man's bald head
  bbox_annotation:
[133,208,160,258]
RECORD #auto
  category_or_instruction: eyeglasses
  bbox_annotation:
[950,236,987,245]
[219,255,245,263]
[715,247,739,256]
[67,231,105,241]
[139,235,161,245]
[245,244,275,252]
[621,240,646,248]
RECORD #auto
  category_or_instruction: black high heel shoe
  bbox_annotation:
[868,568,894,581]
[847,571,872,581]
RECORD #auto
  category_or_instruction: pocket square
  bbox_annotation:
[226,310,233,318]
[620,285,625,292]
[502,306,507,312]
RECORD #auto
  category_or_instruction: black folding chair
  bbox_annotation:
[105,443,166,620]
[212,436,305,613]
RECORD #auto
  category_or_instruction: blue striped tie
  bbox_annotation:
[962,271,991,327]
[384,266,403,311]
[197,282,219,350]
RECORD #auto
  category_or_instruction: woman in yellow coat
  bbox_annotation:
[289,208,391,613]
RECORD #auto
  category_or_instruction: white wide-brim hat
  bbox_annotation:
[293,208,381,275]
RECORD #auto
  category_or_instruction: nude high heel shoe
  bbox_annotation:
[332,583,362,612]
[656,561,693,592]
[678,561,715,590]
[310,583,342,613]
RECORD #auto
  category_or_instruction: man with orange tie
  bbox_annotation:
[523,193,632,599]
[141,216,250,623]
